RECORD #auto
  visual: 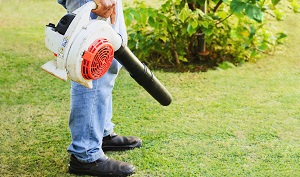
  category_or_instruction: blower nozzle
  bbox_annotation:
[115,44,172,106]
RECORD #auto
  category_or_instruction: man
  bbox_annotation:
[57,0,142,176]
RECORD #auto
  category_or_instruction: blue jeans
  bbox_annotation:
[68,60,122,162]
[58,0,127,163]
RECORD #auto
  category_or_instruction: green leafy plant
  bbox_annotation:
[124,0,297,70]
[290,0,300,12]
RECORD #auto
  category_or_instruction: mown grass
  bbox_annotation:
[1,0,300,176]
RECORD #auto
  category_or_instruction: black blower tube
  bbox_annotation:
[114,44,172,106]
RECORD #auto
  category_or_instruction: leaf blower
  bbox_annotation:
[41,1,172,106]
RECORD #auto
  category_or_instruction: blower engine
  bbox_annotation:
[41,1,172,106]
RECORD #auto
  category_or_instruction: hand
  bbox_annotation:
[92,0,117,24]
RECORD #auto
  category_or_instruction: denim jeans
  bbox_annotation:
[57,0,127,163]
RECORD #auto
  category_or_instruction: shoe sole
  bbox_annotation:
[68,165,135,177]
[102,140,142,152]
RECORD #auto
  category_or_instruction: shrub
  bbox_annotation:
[124,0,297,70]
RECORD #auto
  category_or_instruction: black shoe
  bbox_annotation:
[102,132,142,151]
[68,155,135,177]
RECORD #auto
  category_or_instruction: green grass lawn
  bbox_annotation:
[1,0,300,176]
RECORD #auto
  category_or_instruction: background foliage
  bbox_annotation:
[124,0,299,70]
